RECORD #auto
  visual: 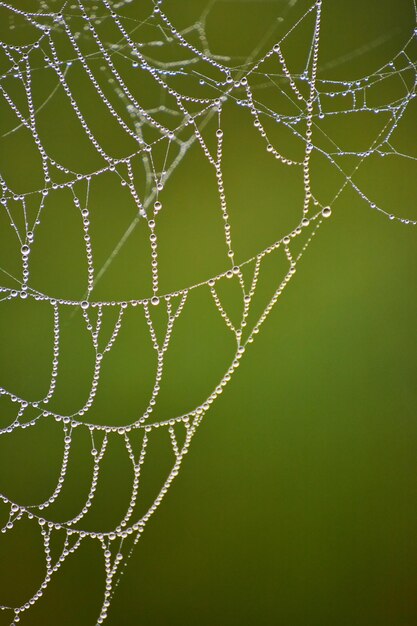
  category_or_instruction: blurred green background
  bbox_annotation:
[0,0,416,625]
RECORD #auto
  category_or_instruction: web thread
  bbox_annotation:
[0,0,416,623]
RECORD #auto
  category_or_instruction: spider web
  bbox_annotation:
[0,0,416,623]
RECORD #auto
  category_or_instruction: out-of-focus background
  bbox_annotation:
[0,1,416,625]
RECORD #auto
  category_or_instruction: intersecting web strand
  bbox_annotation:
[0,0,416,623]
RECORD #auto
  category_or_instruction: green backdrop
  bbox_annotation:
[0,1,416,625]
